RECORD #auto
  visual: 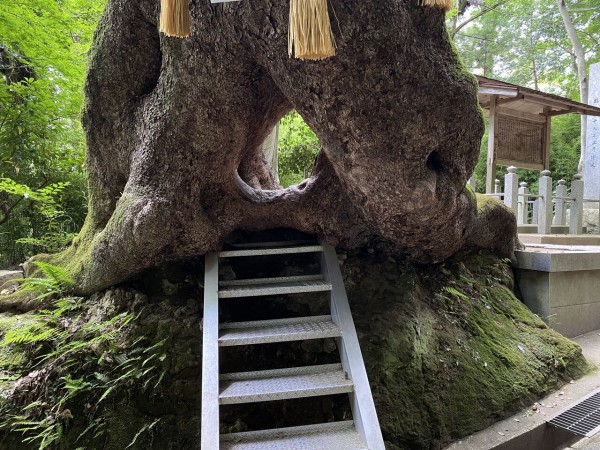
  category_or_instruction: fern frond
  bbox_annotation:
[443,286,469,301]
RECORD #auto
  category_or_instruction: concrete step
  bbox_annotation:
[218,315,341,347]
[219,363,353,405]
[220,421,367,450]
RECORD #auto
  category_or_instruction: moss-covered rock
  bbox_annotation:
[0,251,588,449]
[464,194,522,263]
[346,252,586,448]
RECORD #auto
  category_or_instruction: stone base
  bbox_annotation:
[519,234,600,246]
[516,244,600,337]
[518,225,570,234]
[583,207,600,234]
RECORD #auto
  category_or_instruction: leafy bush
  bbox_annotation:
[277,111,320,187]
[0,178,79,256]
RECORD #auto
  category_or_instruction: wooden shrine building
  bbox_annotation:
[477,76,600,193]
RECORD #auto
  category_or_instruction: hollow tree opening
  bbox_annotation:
[32,0,518,296]
[276,111,321,188]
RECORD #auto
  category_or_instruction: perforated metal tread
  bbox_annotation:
[218,280,332,298]
[218,315,341,347]
[219,364,353,405]
[218,245,324,258]
[227,240,316,249]
[220,420,367,450]
[219,274,323,287]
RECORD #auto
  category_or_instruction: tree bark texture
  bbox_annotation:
[43,0,517,294]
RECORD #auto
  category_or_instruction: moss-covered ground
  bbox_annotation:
[0,250,588,449]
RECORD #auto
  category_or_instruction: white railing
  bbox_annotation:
[469,168,591,235]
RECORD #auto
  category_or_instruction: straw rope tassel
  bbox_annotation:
[288,0,336,60]
[160,0,191,38]
[419,0,454,12]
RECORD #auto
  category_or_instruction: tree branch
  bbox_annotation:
[451,1,508,38]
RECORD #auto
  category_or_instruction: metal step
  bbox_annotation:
[219,364,353,405]
[220,421,368,450]
[227,240,315,249]
[218,245,324,258]
[218,315,341,347]
[218,279,331,298]
[219,274,323,287]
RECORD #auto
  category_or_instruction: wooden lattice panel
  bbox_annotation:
[496,114,545,167]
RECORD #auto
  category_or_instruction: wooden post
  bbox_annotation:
[537,170,553,234]
[504,166,518,213]
[486,96,498,194]
[570,174,584,235]
[543,108,552,171]
[553,180,567,226]
[518,182,529,224]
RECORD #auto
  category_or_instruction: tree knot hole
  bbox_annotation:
[426,150,443,174]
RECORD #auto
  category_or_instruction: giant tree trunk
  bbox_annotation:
[39,0,515,294]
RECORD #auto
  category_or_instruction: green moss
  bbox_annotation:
[0,289,35,312]
[346,251,588,449]
[464,184,476,205]
[0,249,590,450]
[475,192,504,214]
[0,312,44,370]
[32,207,102,294]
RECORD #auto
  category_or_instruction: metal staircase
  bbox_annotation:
[201,241,385,450]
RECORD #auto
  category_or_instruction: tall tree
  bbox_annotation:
[556,0,588,173]
[32,0,516,295]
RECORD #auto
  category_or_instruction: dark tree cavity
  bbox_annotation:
[39,0,516,294]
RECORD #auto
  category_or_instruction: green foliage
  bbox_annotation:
[0,296,168,450]
[277,111,320,187]
[0,0,106,266]
[443,286,469,301]
[0,178,77,253]
[453,0,599,192]
[18,261,73,301]
[450,0,599,95]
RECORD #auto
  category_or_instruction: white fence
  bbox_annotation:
[469,167,597,235]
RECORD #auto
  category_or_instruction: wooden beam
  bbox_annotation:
[486,95,498,194]
[543,107,551,170]
[496,107,547,124]
[548,107,575,117]
[497,94,525,106]
[479,86,519,97]
[522,93,576,111]
[496,159,544,170]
